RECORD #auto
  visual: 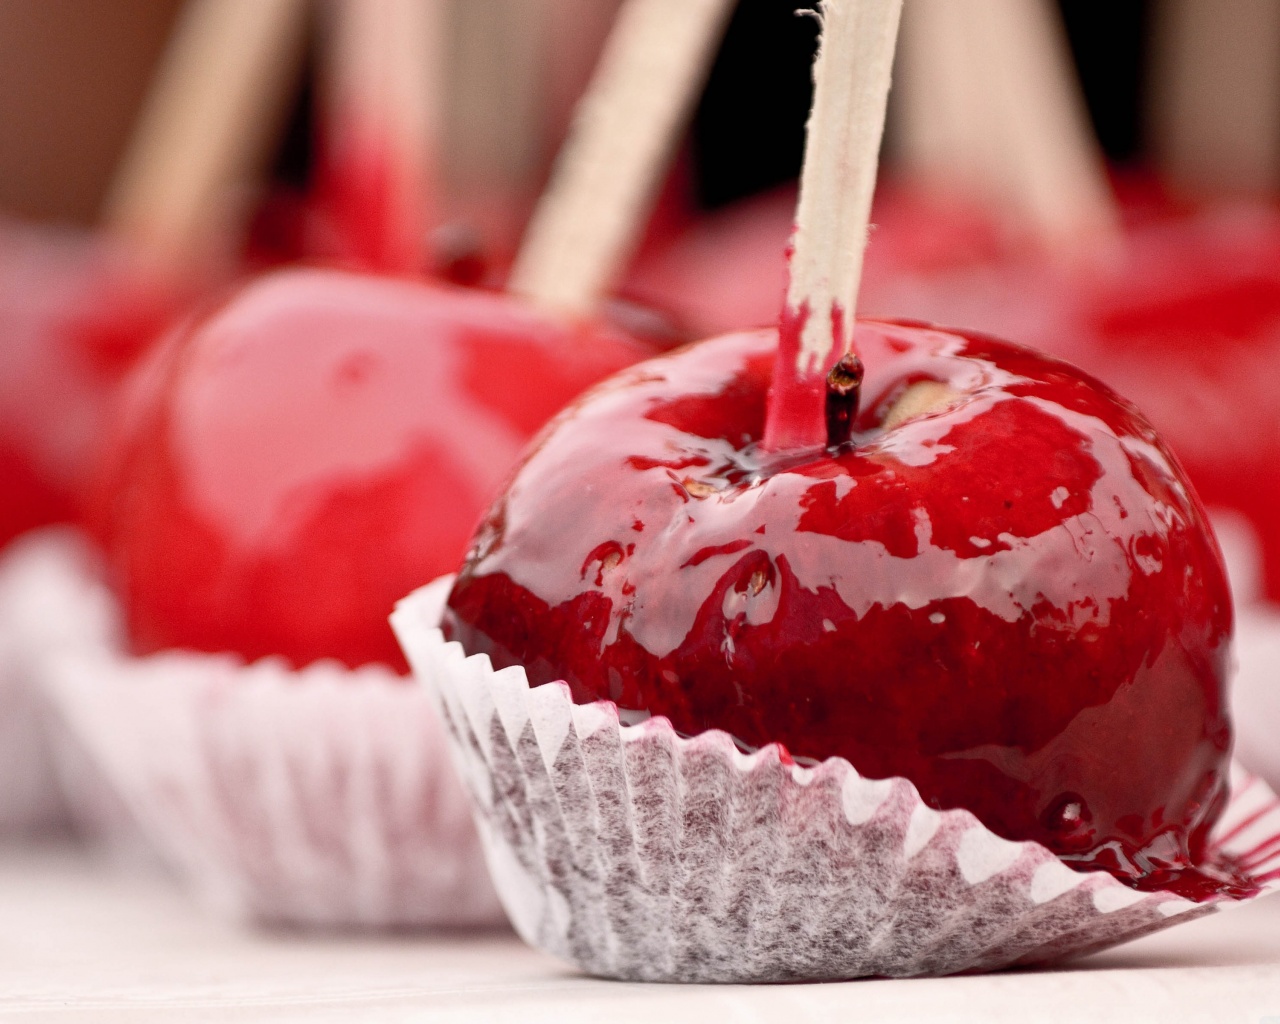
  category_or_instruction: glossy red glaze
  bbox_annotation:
[97,268,653,673]
[445,320,1241,897]
[1037,211,1280,605]
[863,202,1280,602]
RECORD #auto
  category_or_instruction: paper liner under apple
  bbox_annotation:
[0,530,94,833]
[0,529,164,851]
[394,576,1280,982]
[17,532,504,929]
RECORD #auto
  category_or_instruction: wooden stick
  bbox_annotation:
[894,0,1116,249]
[101,0,310,270]
[322,0,444,271]
[1149,0,1280,195]
[763,0,903,454]
[894,0,989,193]
[442,0,548,246]
[507,0,735,318]
[541,0,627,154]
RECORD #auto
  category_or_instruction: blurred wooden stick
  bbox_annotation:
[896,0,1116,248]
[102,0,310,269]
[323,0,444,269]
[441,0,548,247]
[541,0,626,159]
[509,0,734,317]
[895,0,988,191]
[1149,0,1280,195]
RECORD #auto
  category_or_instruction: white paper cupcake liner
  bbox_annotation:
[0,641,64,835]
[0,528,119,836]
[393,576,1280,982]
[30,540,505,930]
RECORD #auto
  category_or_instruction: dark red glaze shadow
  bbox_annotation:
[444,320,1247,900]
[95,268,655,673]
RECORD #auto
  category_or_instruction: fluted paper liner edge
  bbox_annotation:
[0,528,118,834]
[20,532,504,929]
[394,575,1280,982]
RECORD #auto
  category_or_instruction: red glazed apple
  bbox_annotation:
[444,318,1239,896]
[96,267,653,672]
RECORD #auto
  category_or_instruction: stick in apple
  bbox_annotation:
[895,0,1115,250]
[1149,0,1280,195]
[321,0,444,273]
[762,0,903,454]
[508,0,736,318]
[541,0,628,161]
[101,0,310,271]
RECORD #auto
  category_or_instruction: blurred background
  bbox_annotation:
[0,0,1199,226]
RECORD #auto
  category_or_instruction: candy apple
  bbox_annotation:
[444,318,1240,896]
[96,267,654,672]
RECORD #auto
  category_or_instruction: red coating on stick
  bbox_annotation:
[762,298,851,452]
[315,104,428,275]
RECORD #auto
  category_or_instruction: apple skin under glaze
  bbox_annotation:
[444,320,1238,896]
[97,268,653,673]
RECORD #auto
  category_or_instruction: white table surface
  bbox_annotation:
[1,841,1278,1024]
